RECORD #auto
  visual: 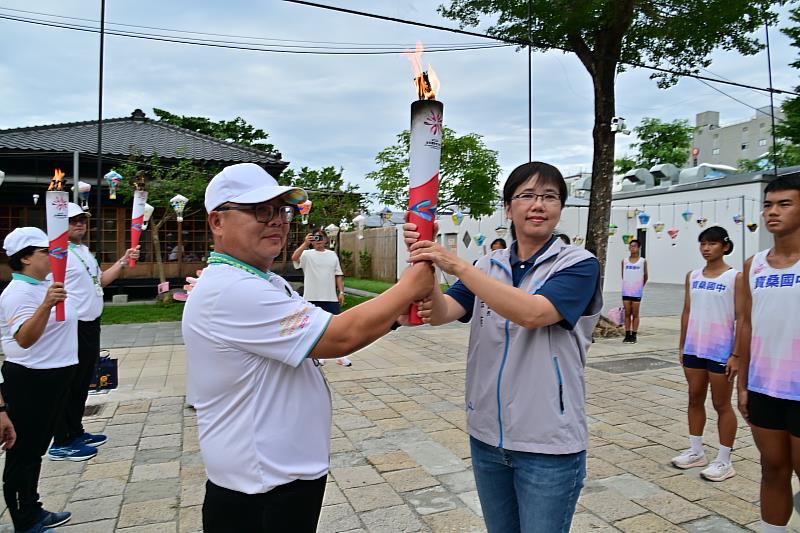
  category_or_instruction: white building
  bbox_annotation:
[688,107,784,168]
[395,166,798,292]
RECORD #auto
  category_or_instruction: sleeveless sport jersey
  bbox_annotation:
[684,268,737,363]
[622,257,646,298]
[748,250,800,400]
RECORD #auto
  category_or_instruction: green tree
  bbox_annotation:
[153,108,276,153]
[280,165,368,228]
[438,0,781,278]
[614,156,637,175]
[367,127,501,217]
[115,155,218,299]
[628,118,693,170]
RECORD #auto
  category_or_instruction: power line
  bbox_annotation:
[281,0,800,97]
[0,13,512,55]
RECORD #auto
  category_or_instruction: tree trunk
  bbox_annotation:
[584,58,618,290]
[151,215,170,302]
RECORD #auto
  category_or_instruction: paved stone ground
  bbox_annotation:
[2,314,798,532]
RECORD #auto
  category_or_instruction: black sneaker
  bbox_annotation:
[39,509,71,528]
[631,332,638,343]
[622,332,631,343]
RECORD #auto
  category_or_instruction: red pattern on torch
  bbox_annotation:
[129,189,148,267]
[46,187,69,321]
[408,99,443,325]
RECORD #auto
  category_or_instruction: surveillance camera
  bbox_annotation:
[610,116,629,134]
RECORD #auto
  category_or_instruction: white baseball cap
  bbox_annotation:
[204,163,307,212]
[68,202,91,218]
[3,227,48,257]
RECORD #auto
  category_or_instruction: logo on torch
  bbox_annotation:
[425,112,443,135]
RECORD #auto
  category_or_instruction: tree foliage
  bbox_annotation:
[437,0,782,279]
[627,118,693,169]
[280,166,368,228]
[366,127,501,217]
[153,108,276,153]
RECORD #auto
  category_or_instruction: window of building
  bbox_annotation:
[712,148,720,155]
[759,138,767,146]
[741,143,749,151]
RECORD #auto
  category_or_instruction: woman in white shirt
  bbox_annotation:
[0,227,79,533]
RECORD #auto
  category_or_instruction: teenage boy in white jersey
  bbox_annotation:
[182,163,433,533]
[47,203,140,461]
[737,175,800,533]
[621,239,647,343]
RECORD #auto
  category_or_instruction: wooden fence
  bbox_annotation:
[339,226,397,281]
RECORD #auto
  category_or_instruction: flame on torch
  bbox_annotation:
[48,169,65,191]
[404,42,440,100]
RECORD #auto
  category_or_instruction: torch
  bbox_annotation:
[129,173,147,267]
[46,169,69,321]
[406,43,443,325]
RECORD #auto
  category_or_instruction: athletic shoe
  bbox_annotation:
[700,460,736,482]
[631,332,638,343]
[46,441,97,462]
[336,357,353,367]
[38,509,71,528]
[79,432,107,447]
[671,449,708,469]
[622,333,631,343]
[15,519,55,533]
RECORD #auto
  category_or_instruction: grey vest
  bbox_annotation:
[465,239,602,454]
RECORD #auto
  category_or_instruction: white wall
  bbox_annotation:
[395,182,771,291]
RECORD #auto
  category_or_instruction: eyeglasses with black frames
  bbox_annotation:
[215,204,295,224]
[511,192,561,205]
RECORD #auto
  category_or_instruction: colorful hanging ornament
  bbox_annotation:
[142,203,155,230]
[626,208,637,219]
[622,234,634,245]
[733,214,744,225]
[170,194,188,223]
[380,206,393,225]
[608,223,618,236]
[324,223,340,248]
[653,222,665,237]
[104,170,124,199]
[667,227,680,246]
[474,233,486,247]
[451,209,464,226]
[573,235,585,246]
[696,217,708,228]
[297,200,312,225]
[637,211,651,227]
[495,225,508,238]
[76,181,91,210]
[681,209,693,222]
[352,214,367,239]
[747,222,759,233]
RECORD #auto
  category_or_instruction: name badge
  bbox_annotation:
[92,276,104,297]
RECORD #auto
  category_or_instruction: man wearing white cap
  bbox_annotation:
[47,203,140,461]
[182,163,434,532]
[1,227,78,532]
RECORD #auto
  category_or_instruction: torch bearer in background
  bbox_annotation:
[406,42,443,325]
[46,169,69,321]
[129,173,148,268]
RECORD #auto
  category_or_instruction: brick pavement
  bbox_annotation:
[1,316,798,532]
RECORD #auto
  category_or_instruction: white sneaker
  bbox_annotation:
[671,449,708,469]
[336,357,353,367]
[700,460,736,481]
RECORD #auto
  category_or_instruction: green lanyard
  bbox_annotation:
[69,243,102,290]
[206,252,273,281]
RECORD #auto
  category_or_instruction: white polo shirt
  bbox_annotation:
[182,253,333,494]
[293,249,343,302]
[0,274,78,369]
[65,243,104,321]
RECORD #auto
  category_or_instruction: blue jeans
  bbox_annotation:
[470,436,586,533]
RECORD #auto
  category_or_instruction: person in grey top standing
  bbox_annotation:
[405,162,602,533]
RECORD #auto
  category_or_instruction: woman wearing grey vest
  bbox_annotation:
[406,162,603,533]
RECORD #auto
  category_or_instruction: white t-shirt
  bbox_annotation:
[64,243,104,321]
[0,274,78,369]
[294,249,343,302]
[182,255,333,494]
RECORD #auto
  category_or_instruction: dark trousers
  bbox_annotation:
[53,318,100,445]
[309,301,341,315]
[1,362,75,530]
[203,476,327,533]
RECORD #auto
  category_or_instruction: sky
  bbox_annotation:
[0,1,797,205]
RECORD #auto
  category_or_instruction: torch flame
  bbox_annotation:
[48,168,65,191]
[404,41,440,100]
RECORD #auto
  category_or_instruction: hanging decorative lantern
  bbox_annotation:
[297,200,312,225]
[608,223,618,236]
[380,206,393,225]
[667,227,680,245]
[324,223,340,248]
[495,225,508,238]
[637,211,651,227]
[103,170,124,199]
[76,181,92,210]
[622,234,634,245]
[451,209,464,226]
[573,236,585,246]
[474,233,486,247]
[681,209,693,222]
[626,208,637,219]
[747,222,759,233]
[32,193,39,205]
[142,203,155,230]
[352,214,367,240]
[733,214,744,225]
[696,217,708,228]
[653,222,665,237]
[170,194,188,223]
